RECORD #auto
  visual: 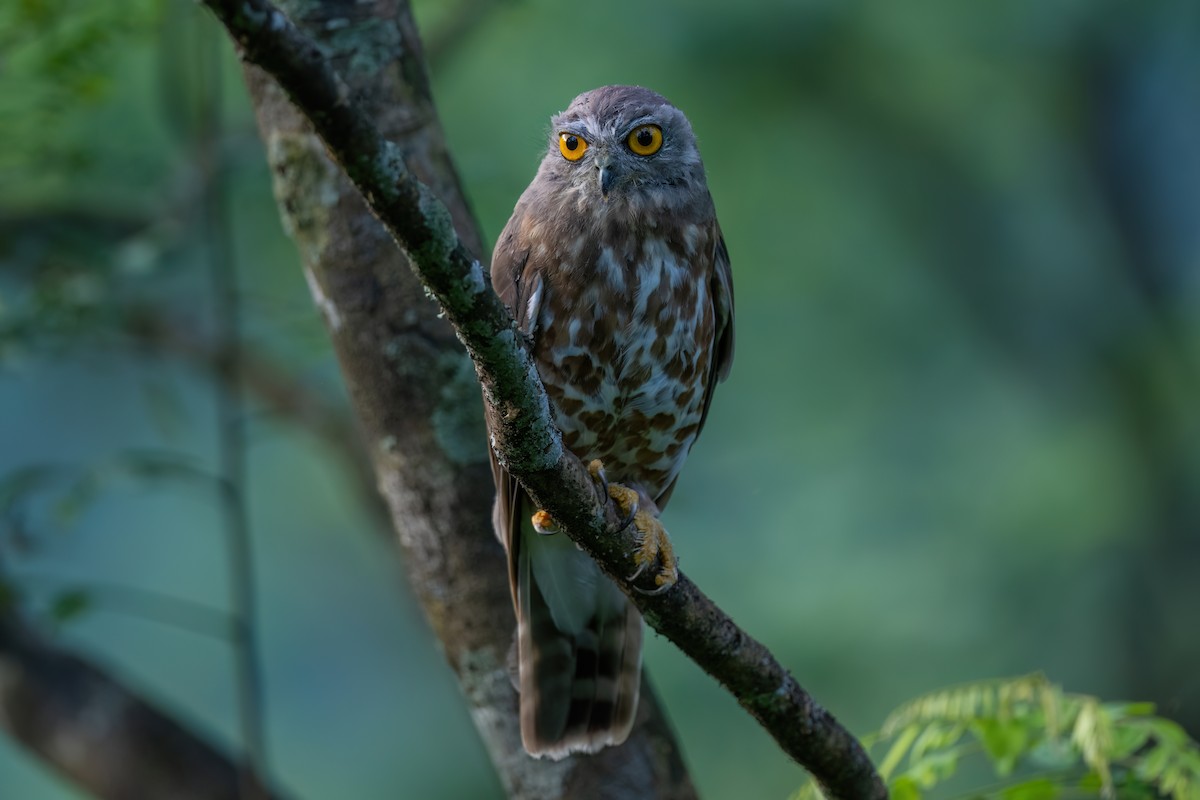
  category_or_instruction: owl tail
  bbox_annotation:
[516,513,643,759]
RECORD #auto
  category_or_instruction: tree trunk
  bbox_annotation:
[239,1,697,797]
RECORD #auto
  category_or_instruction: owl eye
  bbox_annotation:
[559,132,588,161]
[626,124,663,156]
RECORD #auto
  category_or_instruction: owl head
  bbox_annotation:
[537,86,708,212]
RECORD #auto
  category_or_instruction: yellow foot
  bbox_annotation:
[589,460,679,595]
[530,509,560,535]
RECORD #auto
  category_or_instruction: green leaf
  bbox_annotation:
[1140,718,1188,749]
[878,724,920,779]
[1109,721,1154,761]
[1110,773,1158,800]
[1071,699,1114,792]
[972,718,1033,776]
[890,775,922,800]
[912,722,966,762]
[1001,777,1061,800]
[786,784,823,800]
[50,588,90,624]
[880,674,1052,736]
[904,747,961,789]
[1160,763,1185,796]
[0,579,19,612]
[1028,736,1078,771]
[872,676,1200,800]
[1110,702,1156,719]
[1136,742,1171,781]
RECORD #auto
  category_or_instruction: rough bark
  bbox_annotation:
[235,1,697,798]
[0,614,290,800]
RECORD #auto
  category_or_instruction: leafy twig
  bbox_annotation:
[798,673,1200,800]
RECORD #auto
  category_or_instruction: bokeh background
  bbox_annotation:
[2,0,1198,797]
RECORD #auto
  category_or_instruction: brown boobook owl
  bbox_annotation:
[488,85,734,758]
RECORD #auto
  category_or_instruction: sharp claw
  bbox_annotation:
[586,459,609,506]
[603,480,640,531]
[617,504,638,531]
[634,580,676,596]
[626,561,648,582]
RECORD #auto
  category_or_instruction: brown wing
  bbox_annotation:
[708,219,736,391]
[654,215,735,508]
[487,209,541,609]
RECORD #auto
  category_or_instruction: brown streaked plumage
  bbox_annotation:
[488,85,734,759]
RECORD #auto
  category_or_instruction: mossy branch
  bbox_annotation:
[197,0,885,796]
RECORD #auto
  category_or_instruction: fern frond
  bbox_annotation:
[880,673,1053,737]
[1070,699,1114,797]
[790,675,1200,800]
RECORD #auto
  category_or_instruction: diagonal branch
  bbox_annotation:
[198,0,885,797]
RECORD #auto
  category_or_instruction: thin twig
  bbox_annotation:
[13,571,234,640]
[194,26,270,800]
[196,0,886,796]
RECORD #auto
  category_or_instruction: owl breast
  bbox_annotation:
[535,232,715,501]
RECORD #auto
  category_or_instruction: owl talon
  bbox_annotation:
[629,514,678,593]
[634,578,676,597]
[626,560,648,582]
[530,509,560,535]
[586,459,610,508]
[605,480,678,593]
[604,481,640,532]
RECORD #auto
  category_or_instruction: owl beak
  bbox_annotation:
[597,163,617,197]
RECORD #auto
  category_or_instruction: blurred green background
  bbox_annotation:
[2,0,1198,797]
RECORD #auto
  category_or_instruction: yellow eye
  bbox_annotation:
[559,132,588,161]
[627,124,663,156]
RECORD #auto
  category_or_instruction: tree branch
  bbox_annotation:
[199,0,884,796]
[0,613,291,800]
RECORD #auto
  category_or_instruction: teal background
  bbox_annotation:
[1,1,1198,797]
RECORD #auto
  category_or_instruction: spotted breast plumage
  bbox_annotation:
[488,85,734,759]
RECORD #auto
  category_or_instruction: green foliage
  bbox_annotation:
[0,1,180,369]
[0,0,163,179]
[792,674,1200,800]
[0,578,19,613]
[48,588,91,626]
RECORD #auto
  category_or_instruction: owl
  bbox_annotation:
[488,85,734,758]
